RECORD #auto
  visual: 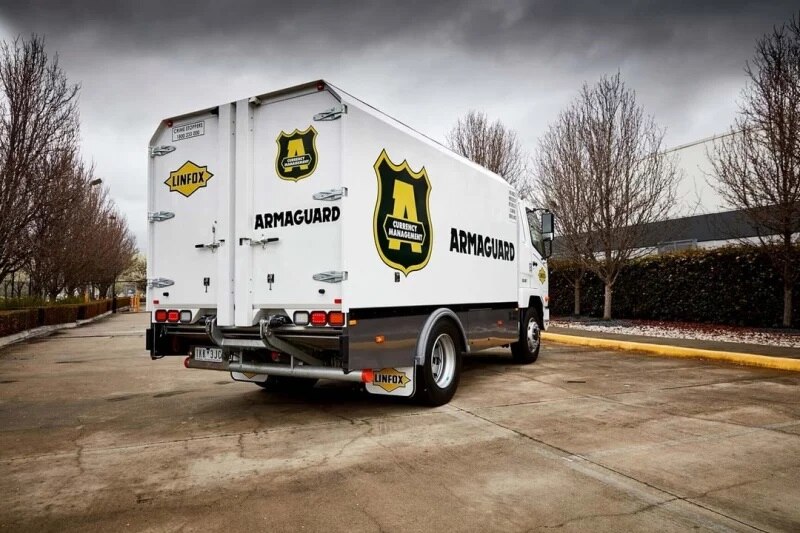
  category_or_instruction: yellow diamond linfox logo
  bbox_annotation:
[165,160,214,197]
[372,368,411,393]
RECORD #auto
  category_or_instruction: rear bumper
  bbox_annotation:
[147,316,344,359]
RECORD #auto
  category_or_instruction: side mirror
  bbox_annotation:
[542,239,553,259]
[541,211,554,239]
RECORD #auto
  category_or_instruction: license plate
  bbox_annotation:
[194,347,223,363]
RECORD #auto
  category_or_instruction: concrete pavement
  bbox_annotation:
[1,312,799,532]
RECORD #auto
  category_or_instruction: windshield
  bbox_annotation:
[526,209,544,256]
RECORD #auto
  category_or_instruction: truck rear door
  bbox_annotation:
[147,106,234,322]
[233,87,344,326]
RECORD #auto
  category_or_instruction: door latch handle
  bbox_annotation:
[240,237,279,248]
[195,240,224,252]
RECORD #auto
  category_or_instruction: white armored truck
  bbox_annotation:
[146,80,553,405]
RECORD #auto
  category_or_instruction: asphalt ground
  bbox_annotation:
[1,313,799,532]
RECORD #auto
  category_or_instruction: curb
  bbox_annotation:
[0,307,130,350]
[541,331,800,372]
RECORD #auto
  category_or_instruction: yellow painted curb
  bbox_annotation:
[541,331,800,372]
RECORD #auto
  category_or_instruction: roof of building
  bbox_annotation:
[553,205,797,256]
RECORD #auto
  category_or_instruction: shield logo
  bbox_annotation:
[373,150,433,276]
[275,125,318,181]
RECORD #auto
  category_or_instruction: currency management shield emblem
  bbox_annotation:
[275,125,318,181]
[372,149,433,276]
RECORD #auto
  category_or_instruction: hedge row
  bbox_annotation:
[0,297,131,337]
[549,247,799,328]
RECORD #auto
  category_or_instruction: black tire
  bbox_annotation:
[511,307,541,364]
[413,319,463,406]
[256,375,318,392]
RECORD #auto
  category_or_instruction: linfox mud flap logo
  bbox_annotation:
[373,150,432,276]
[372,368,411,393]
[275,125,318,181]
[164,161,214,197]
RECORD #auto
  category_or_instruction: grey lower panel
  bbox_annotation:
[464,307,519,351]
[347,314,427,370]
[346,306,519,370]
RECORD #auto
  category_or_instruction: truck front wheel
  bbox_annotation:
[414,319,462,406]
[511,307,541,364]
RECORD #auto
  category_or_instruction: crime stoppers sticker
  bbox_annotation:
[172,120,205,142]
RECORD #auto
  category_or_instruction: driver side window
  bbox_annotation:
[526,209,544,256]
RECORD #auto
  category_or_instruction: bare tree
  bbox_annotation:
[446,110,533,198]
[710,15,800,327]
[0,35,80,284]
[537,73,677,319]
[536,105,594,314]
[26,157,100,299]
[121,255,147,293]
[88,206,137,298]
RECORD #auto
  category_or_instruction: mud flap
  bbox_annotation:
[364,367,415,397]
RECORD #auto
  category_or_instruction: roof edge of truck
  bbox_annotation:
[327,82,512,190]
[149,79,512,190]
[150,80,334,145]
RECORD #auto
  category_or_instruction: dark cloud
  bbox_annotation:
[4,1,795,54]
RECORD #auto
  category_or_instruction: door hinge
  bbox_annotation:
[313,104,346,121]
[313,271,347,283]
[148,211,175,223]
[150,145,176,157]
[312,187,347,201]
[147,278,175,288]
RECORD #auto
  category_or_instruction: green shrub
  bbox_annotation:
[550,247,799,327]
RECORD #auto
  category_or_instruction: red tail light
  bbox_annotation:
[310,311,327,326]
[167,310,180,322]
[154,309,168,322]
[327,311,345,327]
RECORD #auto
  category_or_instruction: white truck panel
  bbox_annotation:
[246,90,343,313]
[147,107,234,311]
[340,101,518,311]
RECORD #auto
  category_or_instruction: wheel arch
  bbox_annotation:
[414,308,468,366]
[526,296,545,328]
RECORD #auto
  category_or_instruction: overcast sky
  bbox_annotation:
[1,0,797,250]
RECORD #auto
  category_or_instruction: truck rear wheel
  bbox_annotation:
[511,307,541,364]
[414,319,462,406]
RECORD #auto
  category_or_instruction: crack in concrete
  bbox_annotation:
[537,500,672,529]
[237,433,245,459]
[2,412,434,464]
[452,405,768,532]
[580,391,800,441]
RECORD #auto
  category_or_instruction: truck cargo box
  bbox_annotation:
[146,80,552,405]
